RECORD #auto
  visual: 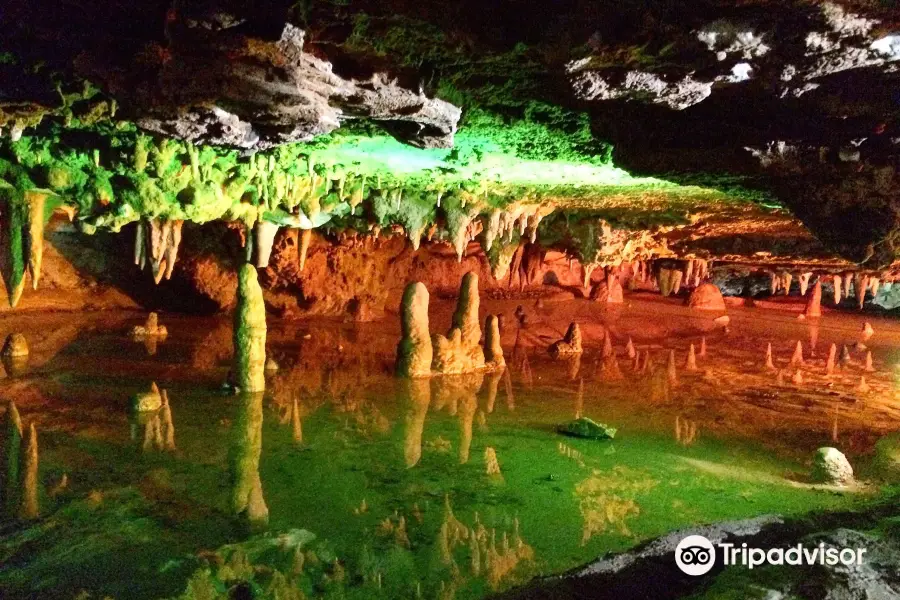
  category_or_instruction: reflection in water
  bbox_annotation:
[229,391,269,530]
[576,467,657,543]
[675,415,698,446]
[403,378,430,468]
[1,355,28,378]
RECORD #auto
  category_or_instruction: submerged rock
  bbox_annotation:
[811,447,854,486]
[557,417,617,440]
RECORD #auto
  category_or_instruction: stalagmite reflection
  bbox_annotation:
[229,391,269,530]
[403,378,430,468]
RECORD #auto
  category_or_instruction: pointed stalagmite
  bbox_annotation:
[484,447,501,476]
[825,343,837,375]
[803,279,822,318]
[18,422,38,520]
[865,351,874,373]
[765,343,775,370]
[700,337,707,357]
[396,282,433,377]
[1,401,23,515]
[625,338,636,360]
[298,229,312,271]
[792,369,804,385]
[601,331,613,359]
[549,323,583,357]
[790,341,804,367]
[233,264,267,393]
[832,275,842,304]
[686,344,698,372]
[667,350,678,385]
[484,315,505,369]
[840,344,852,364]
[858,376,870,393]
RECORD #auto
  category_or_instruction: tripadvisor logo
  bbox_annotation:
[675,534,867,576]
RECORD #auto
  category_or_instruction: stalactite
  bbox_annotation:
[781,272,792,295]
[832,274,842,304]
[843,272,853,299]
[671,270,684,295]
[770,272,779,295]
[24,191,46,291]
[298,228,312,271]
[684,260,694,286]
[163,220,183,281]
[134,221,146,269]
[233,264,267,393]
[870,277,880,298]
[253,220,280,268]
[484,209,502,252]
[856,273,869,309]
[160,390,176,451]
[799,272,812,297]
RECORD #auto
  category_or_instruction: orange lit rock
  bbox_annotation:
[686,283,725,311]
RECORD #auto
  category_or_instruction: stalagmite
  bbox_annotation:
[857,377,870,393]
[18,422,38,520]
[548,323,583,357]
[803,279,822,318]
[792,369,804,385]
[799,272,812,297]
[484,315,505,369]
[130,312,168,338]
[861,322,875,343]
[290,397,303,446]
[856,274,869,309]
[667,350,678,385]
[396,282,433,377]
[229,391,268,530]
[298,228,312,271]
[160,390,176,451]
[458,393,476,465]
[865,351,874,372]
[432,273,486,374]
[840,344,852,365]
[686,344,698,372]
[832,275,842,304]
[253,220,280,268]
[700,337,707,358]
[765,343,775,370]
[625,338,636,360]
[24,191,46,291]
[233,264,267,393]
[601,331,614,358]
[790,341,804,367]
[825,343,837,375]
[1,401,23,515]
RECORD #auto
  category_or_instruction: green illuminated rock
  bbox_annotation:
[557,417,617,440]
[229,391,269,530]
[233,264,267,393]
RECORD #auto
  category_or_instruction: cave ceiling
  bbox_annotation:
[1,0,900,267]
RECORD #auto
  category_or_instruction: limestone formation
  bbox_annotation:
[253,220,280,268]
[764,343,775,370]
[832,275,842,305]
[591,276,624,303]
[865,351,874,373]
[160,390,176,451]
[549,323,583,357]
[782,272,793,295]
[18,422,38,520]
[699,337,707,358]
[1,401,23,515]
[857,376,871,394]
[129,312,168,338]
[799,272,812,297]
[484,315,505,370]
[229,391,269,530]
[130,382,163,412]
[1,334,28,358]
[687,283,725,311]
[811,447,853,486]
[233,264,267,393]
[861,322,875,343]
[792,369,804,385]
[601,331,614,359]
[803,279,822,318]
[298,229,312,271]
[790,341,804,367]
[856,273,869,309]
[396,282,433,378]
[685,344,698,372]
[135,219,184,284]
[432,273,486,374]
[24,191,46,292]
[625,338,636,360]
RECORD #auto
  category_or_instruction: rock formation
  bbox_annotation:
[432,273,486,375]
[685,344,698,372]
[233,264,267,393]
[790,341,804,367]
[130,382,163,413]
[687,283,725,311]
[484,447,501,476]
[1,334,28,358]
[666,350,678,385]
[129,312,168,338]
[483,315,505,370]
[803,279,822,318]
[811,447,853,486]
[825,343,837,375]
[549,323,583,357]
[765,343,775,371]
[396,282,433,378]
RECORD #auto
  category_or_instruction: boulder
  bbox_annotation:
[811,447,853,486]
[687,283,725,311]
[557,417,617,440]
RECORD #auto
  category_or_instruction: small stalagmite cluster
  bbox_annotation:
[396,273,505,377]
[0,401,39,520]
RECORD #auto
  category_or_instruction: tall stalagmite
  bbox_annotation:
[432,272,486,374]
[396,282,433,377]
[229,391,269,529]
[233,264,267,393]
[484,315,505,369]
[803,279,822,318]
